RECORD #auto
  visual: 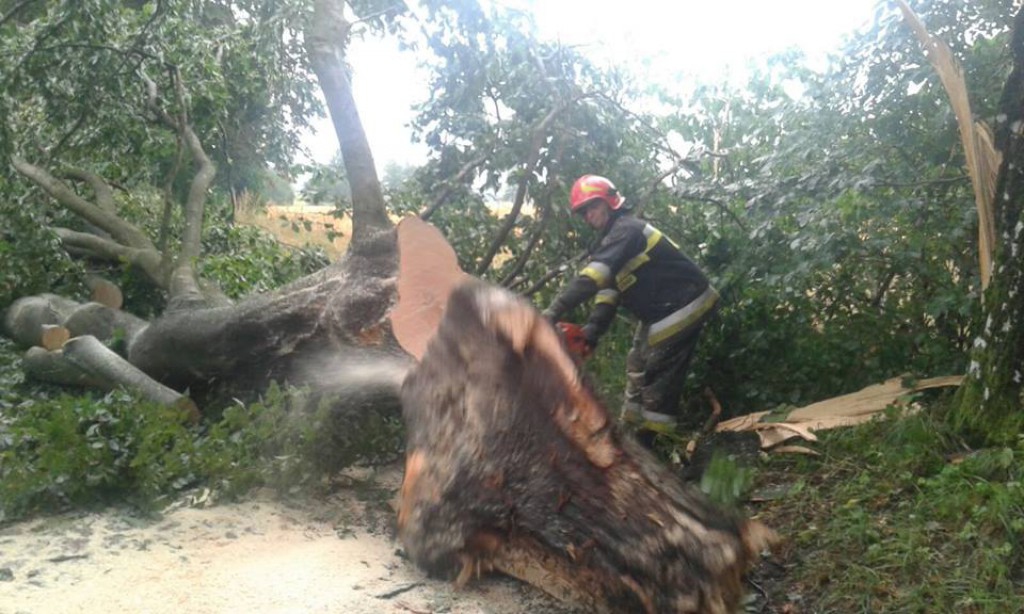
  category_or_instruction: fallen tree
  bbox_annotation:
[3,3,775,608]
[1,0,432,412]
[399,281,774,614]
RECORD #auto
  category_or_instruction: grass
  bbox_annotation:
[746,400,1024,613]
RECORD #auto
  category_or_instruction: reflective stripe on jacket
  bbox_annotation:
[545,213,717,345]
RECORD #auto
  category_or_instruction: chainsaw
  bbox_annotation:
[555,321,593,361]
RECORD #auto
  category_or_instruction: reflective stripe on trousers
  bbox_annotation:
[622,319,706,423]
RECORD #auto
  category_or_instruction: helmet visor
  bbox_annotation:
[574,198,602,215]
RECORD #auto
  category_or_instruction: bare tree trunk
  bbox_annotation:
[399,282,773,613]
[306,0,391,249]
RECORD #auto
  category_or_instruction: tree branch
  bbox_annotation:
[64,168,115,212]
[631,162,690,218]
[419,152,489,220]
[306,0,392,249]
[518,256,583,297]
[675,192,750,234]
[141,66,178,130]
[141,65,217,300]
[53,228,163,279]
[48,112,89,160]
[871,269,897,310]
[475,98,585,276]
[500,194,552,288]
[63,335,198,419]
[170,68,214,266]
[159,134,184,252]
[34,42,161,62]
[11,155,156,250]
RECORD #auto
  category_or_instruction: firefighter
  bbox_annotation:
[543,174,719,445]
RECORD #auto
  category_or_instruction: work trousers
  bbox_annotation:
[622,320,707,426]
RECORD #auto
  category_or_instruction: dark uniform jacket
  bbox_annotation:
[545,213,718,346]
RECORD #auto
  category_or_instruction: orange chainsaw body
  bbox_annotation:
[555,321,592,361]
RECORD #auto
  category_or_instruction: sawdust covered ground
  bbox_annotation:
[0,466,573,614]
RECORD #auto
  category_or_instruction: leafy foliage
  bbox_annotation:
[0,179,85,310]
[0,0,322,193]
[0,338,402,522]
[0,380,201,520]
[299,154,352,211]
[199,212,330,299]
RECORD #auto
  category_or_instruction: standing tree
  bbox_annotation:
[953,4,1024,442]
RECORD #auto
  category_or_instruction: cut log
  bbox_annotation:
[64,335,199,420]
[399,281,773,614]
[64,302,148,346]
[23,346,106,388]
[86,275,124,309]
[40,325,70,351]
[3,294,82,348]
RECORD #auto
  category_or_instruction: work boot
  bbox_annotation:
[620,402,644,427]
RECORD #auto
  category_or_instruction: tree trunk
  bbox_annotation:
[3,216,466,407]
[2,0,418,412]
[953,6,1024,442]
[399,281,773,614]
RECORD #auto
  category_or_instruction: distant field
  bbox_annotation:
[236,202,352,259]
[237,199,516,265]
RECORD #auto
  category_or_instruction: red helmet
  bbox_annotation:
[569,174,624,213]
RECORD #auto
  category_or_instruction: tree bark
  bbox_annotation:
[953,5,1024,441]
[306,0,391,249]
[399,281,773,613]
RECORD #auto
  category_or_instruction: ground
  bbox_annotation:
[0,466,573,614]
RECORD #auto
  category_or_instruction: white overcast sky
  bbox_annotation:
[304,0,881,168]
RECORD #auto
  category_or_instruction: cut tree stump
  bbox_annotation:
[399,281,774,614]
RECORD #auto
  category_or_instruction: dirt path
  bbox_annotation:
[0,467,571,614]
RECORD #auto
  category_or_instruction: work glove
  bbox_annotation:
[581,324,600,351]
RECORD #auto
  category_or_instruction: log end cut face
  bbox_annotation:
[399,280,775,613]
[391,215,471,361]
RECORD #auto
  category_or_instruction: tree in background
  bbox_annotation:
[300,153,352,210]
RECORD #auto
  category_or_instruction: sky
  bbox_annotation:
[304,0,882,169]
